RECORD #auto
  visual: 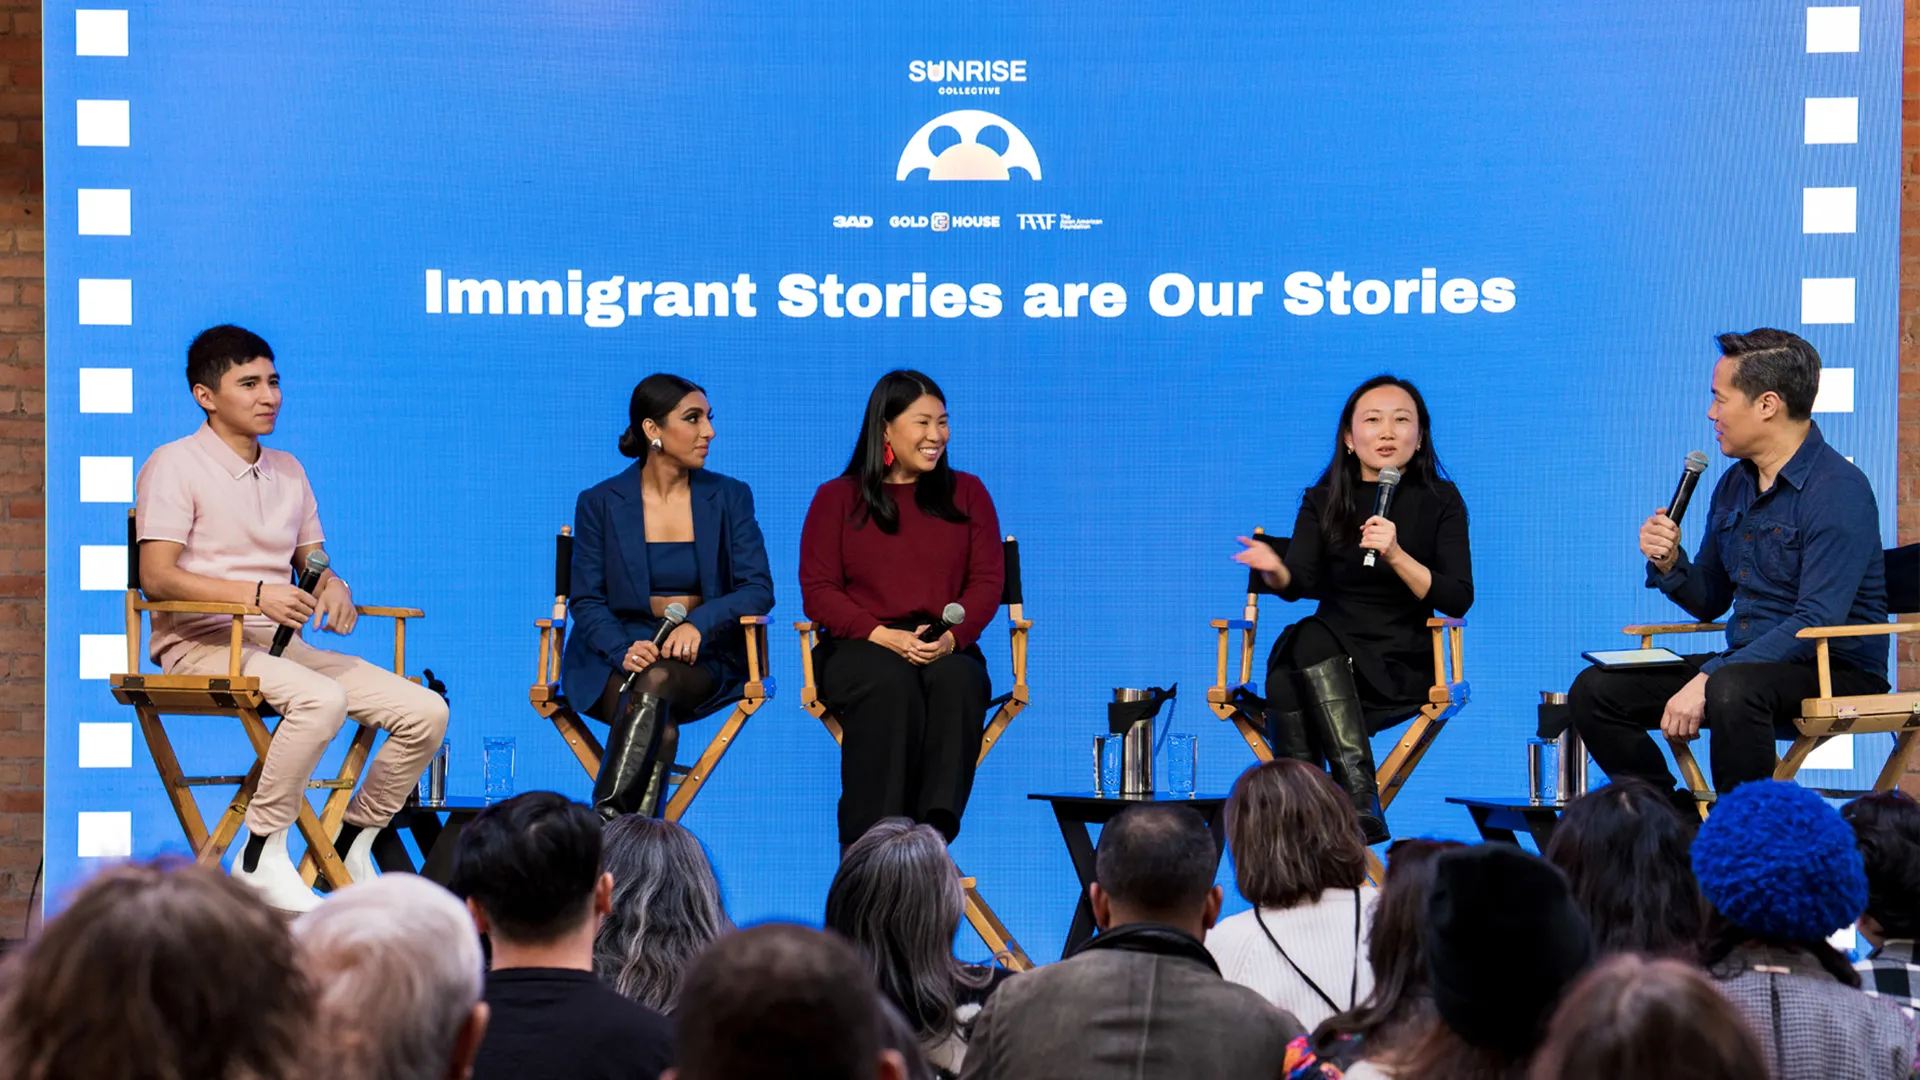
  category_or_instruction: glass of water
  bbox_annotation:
[417,739,450,806]
[1094,734,1123,796]
[1527,738,1559,804]
[483,736,516,803]
[1164,734,1197,797]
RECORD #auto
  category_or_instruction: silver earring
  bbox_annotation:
[649,438,664,453]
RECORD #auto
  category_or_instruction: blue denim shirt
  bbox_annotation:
[1647,423,1887,680]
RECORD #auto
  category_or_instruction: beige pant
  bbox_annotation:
[169,629,450,835]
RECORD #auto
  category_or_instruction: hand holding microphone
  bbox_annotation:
[1641,451,1708,574]
[1361,466,1403,568]
[267,550,330,657]
[908,603,965,665]
[621,602,689,690]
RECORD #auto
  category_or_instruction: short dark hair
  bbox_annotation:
[1530,954,1768,1080]
[1228,759,1369,908]
[186,324,274,398]
[448,791,603,943]
[674,924,883,1080]
[1544,778,1706,961]
[1843,791,1920,939]
[1716,328,1820,421]
[1094,804,1219,916]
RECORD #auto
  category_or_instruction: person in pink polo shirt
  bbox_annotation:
[135,325,449,912]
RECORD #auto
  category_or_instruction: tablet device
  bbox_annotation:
[1581,647,1689,669]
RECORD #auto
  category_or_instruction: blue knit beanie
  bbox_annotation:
[1691,780,1867,941]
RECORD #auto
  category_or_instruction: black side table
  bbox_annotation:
[383,797,491,884]
[1444,796,1567,849]
[1029,791,1230,959]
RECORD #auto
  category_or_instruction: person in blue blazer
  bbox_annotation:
[563,374,774,818]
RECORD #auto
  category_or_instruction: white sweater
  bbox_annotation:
[1206,886,1378,1029]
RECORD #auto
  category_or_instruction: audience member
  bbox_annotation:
[1210,759,1378,1027]
[669,923,909,1080]
[1527,954,1767,1080]
[0,859,312,1080]
[1282,839,1463,1079]
[450,791,674,1080]
[295,873,490,1080]
[960,804,1303,1080]
[1844,791,1920,1018]
[1694,780,1916,1078]
[1541,778,1704,960]
[828,818,1010,1078]
[1356,844,1592,1080]
[594,815,734,1013]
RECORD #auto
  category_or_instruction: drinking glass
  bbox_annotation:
[417,739,450,806]
[1094,734,1123,796]
[1527,738,1559,804]
[483,736,517,803]
[1164,734,1197,796]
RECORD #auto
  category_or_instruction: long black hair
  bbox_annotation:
[840,370,969,533]
[1543,779,1705,962]
[618,373,707,459]
[1311,374,1444,551]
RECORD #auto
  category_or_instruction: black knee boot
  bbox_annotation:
[1300,657,1389,845]
[636,720,679,818]
[1265,701,1324,769]
[593,692,670,820]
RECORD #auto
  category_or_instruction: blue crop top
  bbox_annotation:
[646,541,699,596]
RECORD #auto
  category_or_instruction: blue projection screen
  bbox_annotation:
[44,3,1899,957]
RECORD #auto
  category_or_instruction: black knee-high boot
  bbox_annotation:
[1266,705,1324,769]
[593,691,669,820]
[1300,657,1389,845]
[636,719,679,818]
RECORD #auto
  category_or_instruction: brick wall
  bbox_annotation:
[1901,0,1920,735]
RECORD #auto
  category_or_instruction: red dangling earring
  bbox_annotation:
[883,443,895,467]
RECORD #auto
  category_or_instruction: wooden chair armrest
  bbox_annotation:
[536,618,555,628]
[739,615,770,626]
[355,606,425,619]
[794,621,816,633]
[1009,618,1033,630]
[133,599,260,615]
[1426,617,1466,628]
[1623,622,1724,636]
[1797,621,1920,639]
[1210,618,1254,631]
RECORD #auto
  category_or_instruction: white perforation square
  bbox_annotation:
[1803,734,1854,769]
[1801,278,1856,324]
[1804,97,1859,144]
[77,723,133,768]
[74,10,128,56]
[78,456,132,502]
[77,278,131,325]
[1806,7,1860,53]
[75,99,129,147]
[78,634,126,680]
[76,811,131,857]
[78,544,126,591]
[78,367,132,413]
[77,188,130,235]
[1813,367,1855,413]
[1802,187,1856,234]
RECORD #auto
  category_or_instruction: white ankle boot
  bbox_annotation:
[230,829,324,913]
[342,827,381,886]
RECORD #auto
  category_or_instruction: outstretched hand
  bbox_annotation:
[1233,536,1283,574]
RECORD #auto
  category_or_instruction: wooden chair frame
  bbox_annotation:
[794,536,1033,971]
[529,526,774,822]
[108,510,421,890]
[1624,619,1920,813]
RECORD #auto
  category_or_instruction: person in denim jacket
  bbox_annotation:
[1570,328,1888,798]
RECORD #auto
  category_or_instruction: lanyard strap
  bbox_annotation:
[1253,889,1362,1014]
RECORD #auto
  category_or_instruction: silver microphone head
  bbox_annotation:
[664,601,688,626]
[941,602,966,626]
[304,549,330,573]
[1684,450,1709,474]
[1377,465,1403,488]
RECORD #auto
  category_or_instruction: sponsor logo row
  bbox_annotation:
[832,213,1103,232]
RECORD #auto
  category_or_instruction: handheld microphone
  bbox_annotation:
[918,602,966,643]
[620,602,688,693]
[1362,466,1403,568]
[1666,451,1710,527]
[269,549,330,657]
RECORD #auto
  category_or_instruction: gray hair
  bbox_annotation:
[294,875,485,1080]
[592,816,732,1012]
[824,818,989,1044]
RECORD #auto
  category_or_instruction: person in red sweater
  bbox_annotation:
[801,370,1004,847]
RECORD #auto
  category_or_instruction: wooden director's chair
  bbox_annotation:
[795,536,1033,972]
[530,526,773,822]
[108,509,424,890]
[1624,543,1920,817]
[1207,529,1471,872]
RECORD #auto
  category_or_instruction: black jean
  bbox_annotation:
[1569,654,1887,793]
[816,638,991,846]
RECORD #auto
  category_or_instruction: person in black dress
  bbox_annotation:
[1234,375,1473,843]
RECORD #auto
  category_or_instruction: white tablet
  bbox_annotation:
[1581,647,1688,669]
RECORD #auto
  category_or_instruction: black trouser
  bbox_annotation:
[816,638,991,846]
[1570,654,1887,793]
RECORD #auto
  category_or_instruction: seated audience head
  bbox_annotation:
[1312,838,1463,1056]
[1090,803,1223,937]
[1711,328,1820,458]
[449,790,613,949]
[1226,758,1369,910]
[1384,844,1593,1078]
[1542,778,1705,960]
[620,372,712,469]
[1693,780,1867,984]
[0,859,311,1080]
[594,814,733,1012]
[1841,791,1920,948]
[1528,954,1767,1080]
[294,874,488,1080]
[827,818,983,1044]
[670,923,906,1080]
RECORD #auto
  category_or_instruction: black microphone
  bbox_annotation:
[269,549,330,657]
[1666,450,1710,526]
[1362,465,1402,569]
[918,602,966,642]
[620,601,688,694]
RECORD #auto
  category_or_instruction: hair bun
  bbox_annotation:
[617,427,645,459]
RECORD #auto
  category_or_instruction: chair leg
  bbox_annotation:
[1363,847,1386,887]
[663,696,762,822]
[960,875,1032,972]
[232,707,352,891]
[547,706,604,780]
[136,706,213,854]
[1668,738,1712,821]
[1875,729,1920,793]
[1773,735,1827,784]
[979,695,1027,767]
[1231,712,1275,762]
[202,759,263,868]
[1376,708,1449,811]
[299,724,379,887]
